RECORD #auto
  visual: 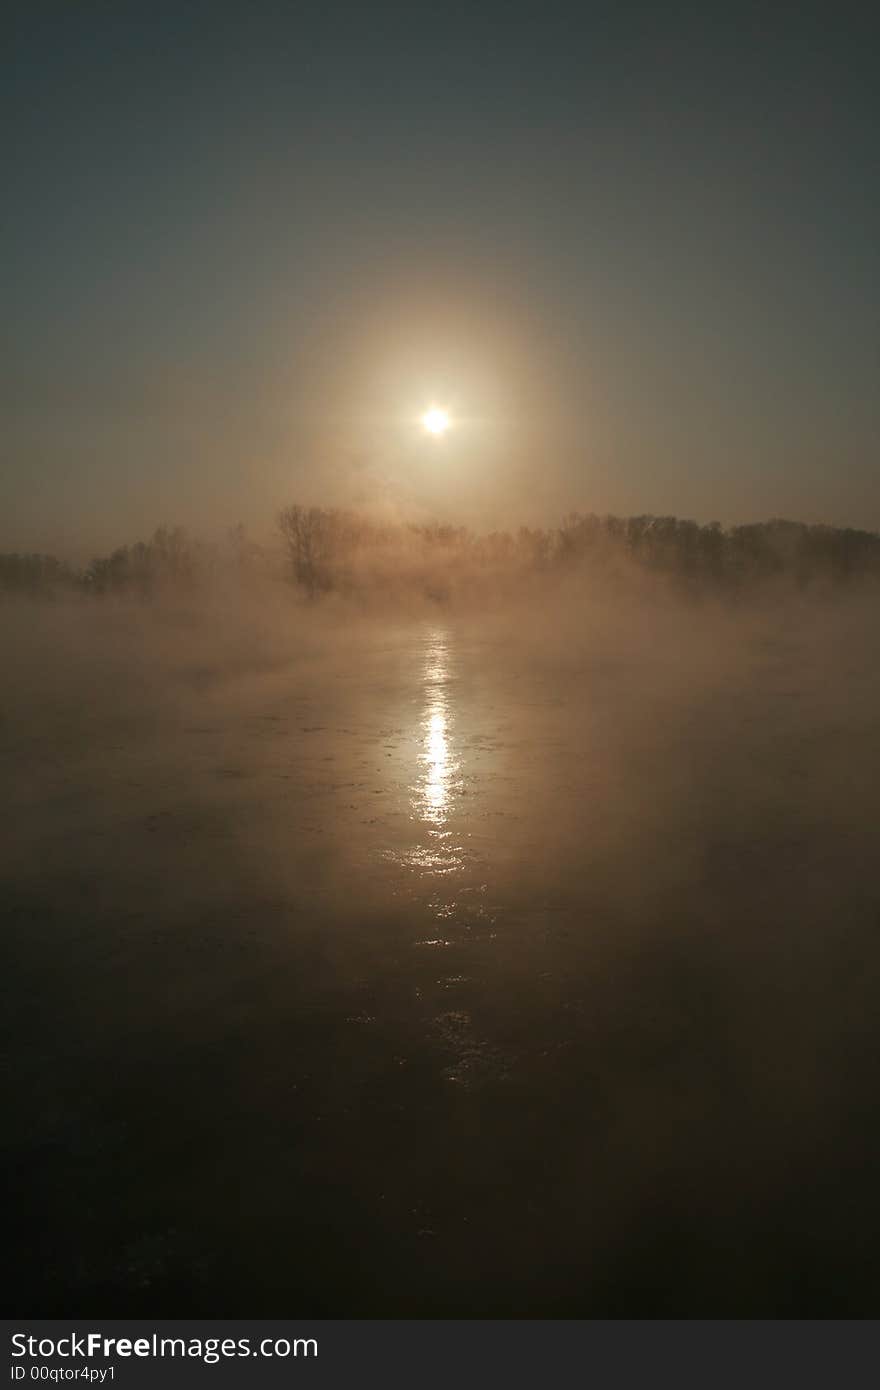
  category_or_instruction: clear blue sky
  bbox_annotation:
[4,1,878,551]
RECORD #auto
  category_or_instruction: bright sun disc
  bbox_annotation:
[422,407,450,436]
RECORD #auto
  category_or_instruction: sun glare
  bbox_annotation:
[421,406,451,437]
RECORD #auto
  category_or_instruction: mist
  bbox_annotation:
[5,531,880,1315]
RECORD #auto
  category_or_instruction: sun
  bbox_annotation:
[421,406,451,437]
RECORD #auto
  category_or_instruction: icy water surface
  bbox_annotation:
[5,599,880,1314]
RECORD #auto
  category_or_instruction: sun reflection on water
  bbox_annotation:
[380,631,469,880]
[423,707,450,821]
[415,632,460,835]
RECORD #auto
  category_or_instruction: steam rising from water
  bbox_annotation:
[4,584,880,1315]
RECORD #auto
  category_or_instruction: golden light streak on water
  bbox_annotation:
[423,706,449,821]
[416,631,458,829]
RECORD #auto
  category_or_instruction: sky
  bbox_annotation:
[3,0,879,553]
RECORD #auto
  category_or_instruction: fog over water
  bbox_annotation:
[7,0,880,1323]
[5,581,880,1314]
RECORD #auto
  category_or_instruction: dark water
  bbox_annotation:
[5,600,880,1314]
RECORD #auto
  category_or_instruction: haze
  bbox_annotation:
[4,2,879,554]
[5,0,880,1321]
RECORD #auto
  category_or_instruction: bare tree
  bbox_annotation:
[278,505,341,595]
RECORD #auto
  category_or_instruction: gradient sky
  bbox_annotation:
[4,0,879,552]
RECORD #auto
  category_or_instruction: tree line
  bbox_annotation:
[2,511,879,600]
[276,506,880,596]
